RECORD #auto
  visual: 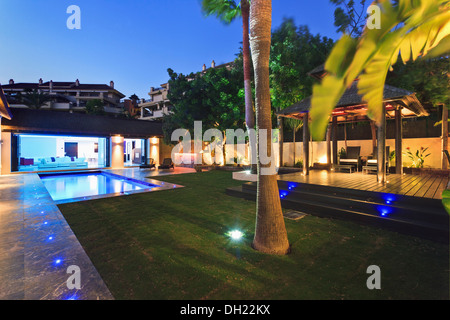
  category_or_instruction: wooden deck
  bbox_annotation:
[278,171,449,200]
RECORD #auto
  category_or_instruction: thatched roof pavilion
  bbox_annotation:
[276,65,429,183]
[278,80,428,122]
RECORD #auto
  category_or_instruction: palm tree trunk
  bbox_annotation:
[370,120,377,155]
[344,122,347,150]
[292,127,296,165]
[442,105,448,170]
[326,124,332,169]
[241,0,257,174]
[250,0,290,255]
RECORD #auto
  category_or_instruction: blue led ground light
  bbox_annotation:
[376,205,393,217]
[381,193,397,205]
[287,183,298,190]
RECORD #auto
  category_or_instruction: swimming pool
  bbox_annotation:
[40,171,160,203]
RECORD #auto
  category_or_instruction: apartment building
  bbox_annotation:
[2,79,126,115]
[138,83,172,121]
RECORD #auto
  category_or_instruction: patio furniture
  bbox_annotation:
[365,146,390,173]
[333,164,355,173]
[362,165,378,174]
[148,158,156,169]
[158,158,174,170]
[23,156,89,170]
[338,146,361,172]
[140,158,156,169]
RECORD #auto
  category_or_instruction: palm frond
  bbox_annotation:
[309,0,450,140]
[201,0,241,24]
[434,119,450,127]
[283,117,303,132]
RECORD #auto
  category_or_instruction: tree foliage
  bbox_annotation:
[85,99,105,115]
[270,19,334,110]
[310,0,450,140]
[163,18,334,141]
[18,89,52,109]
[387,57,449,108]
[330,0,369,37]
[201,0,255,171]
[270,19,334,133]
[163,64,245,144]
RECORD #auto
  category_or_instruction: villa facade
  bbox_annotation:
[2,79,126,115]
[0,108,172,175]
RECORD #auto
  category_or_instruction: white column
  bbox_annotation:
[149,137,159,166]
[111,135,124,169]
[1,130,12,175]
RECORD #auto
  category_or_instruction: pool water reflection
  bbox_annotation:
[40,171,158,203]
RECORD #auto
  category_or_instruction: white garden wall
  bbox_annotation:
[281,137,447,169]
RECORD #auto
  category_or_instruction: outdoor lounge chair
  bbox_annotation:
[363,146,390,174]
[366,146,390,167]
[158,158,174,170]
[338,146,361,172]
[140,158,156,169]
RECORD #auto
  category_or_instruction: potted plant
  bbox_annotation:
[388,150,396,173]
[404,147,431,174]
[389,150,396,166]
[338,147,346,164]
[294,160,303,168]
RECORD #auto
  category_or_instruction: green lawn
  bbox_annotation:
[58,170,449,300]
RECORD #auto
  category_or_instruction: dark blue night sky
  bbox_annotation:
[0,0,340,98]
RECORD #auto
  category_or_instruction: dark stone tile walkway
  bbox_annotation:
[0,173,113,300]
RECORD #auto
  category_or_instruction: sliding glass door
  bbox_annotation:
[13,133,109,172]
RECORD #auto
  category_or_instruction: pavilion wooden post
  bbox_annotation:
[344,121,347,150]
[370,120,377,155]
[332,116,338,165]
[395,106,403,174]
[303,113,310,176]
[277,116,284,168]
[326,123,332,170]
[442,105,448,170]
[377,104,387,183]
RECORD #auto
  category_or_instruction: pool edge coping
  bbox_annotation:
[40,170,184,205]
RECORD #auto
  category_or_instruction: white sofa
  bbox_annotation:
[36,157,88,169]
